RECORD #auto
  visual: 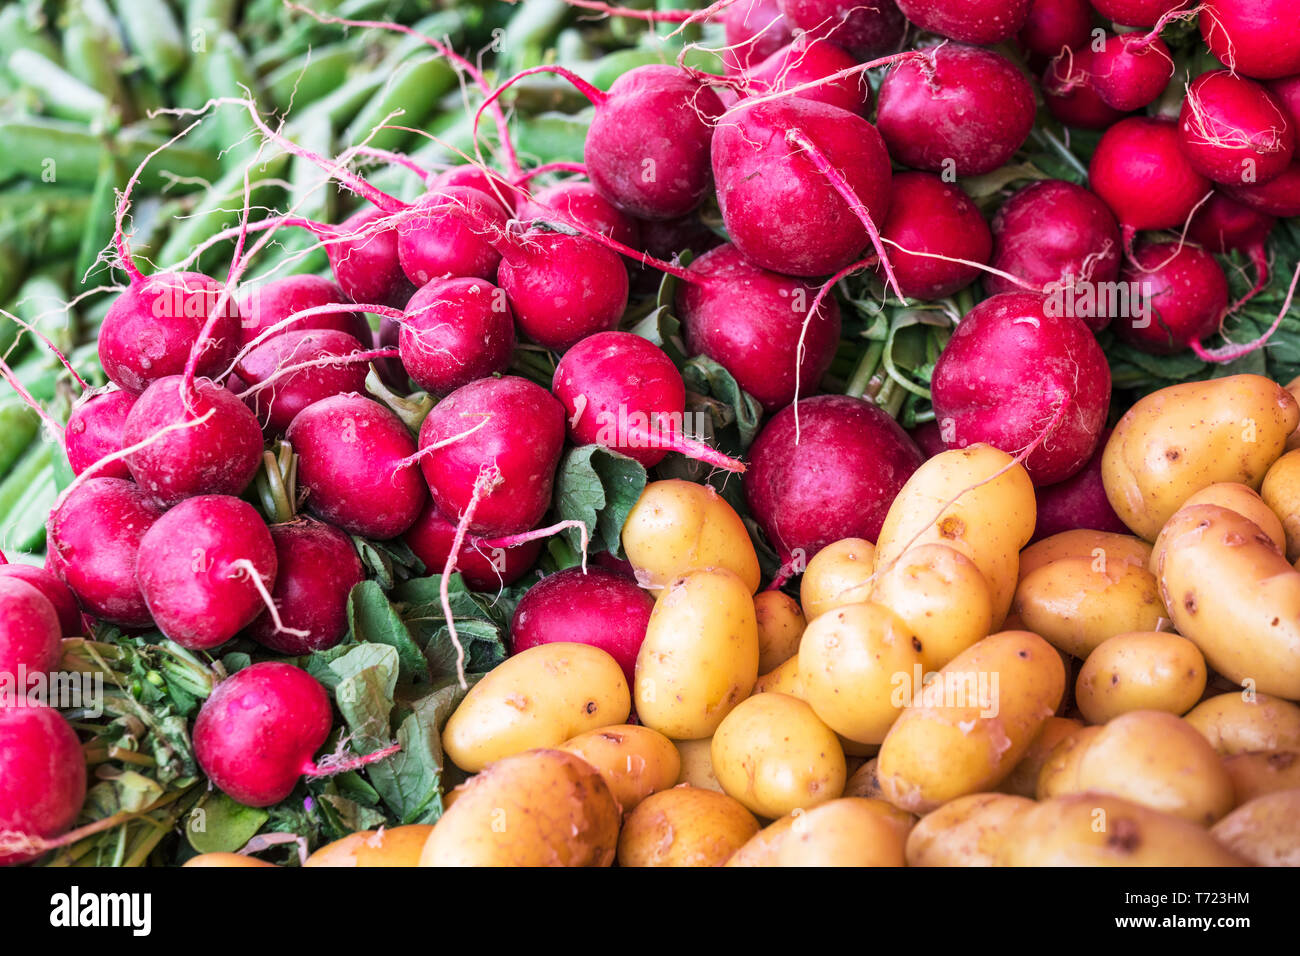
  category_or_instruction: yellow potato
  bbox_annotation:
[1102,373,1299,540]
[877,630,1065,813]
[1262,448,1300,561]
[1019,529,1153,581]
[753,654,801,696]
[904,793,1035,867]
[183,853,276,867]
[799,538,875,620]
[798,601,922,746]
[725,798,910,867]
[674,738,723,792]
[870,543,993,671]
[998,794,1246,866]
[442,643,630,772]
[1181,482,1287,554]
[1287,374,1300,451]
[621,479,760,593]
[1210,790,1300,867]
[1157,505,1300,699]
[711,693,846,818]
[420,749,620,867]
[559,724,681,814]
[1223,750,1300,806]
[753,590,806,672]
[617,785,759,867]
[1035,725,1104,800]
[1183,691,1300,755]
[634,567,759,739]
[305,825,435,867]
[875,445,1036,624]
[1000,716,1086,799]
[1075,632,1207,723]
[842,757,885,799]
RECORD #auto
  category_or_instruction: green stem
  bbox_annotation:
[845,340,885,398]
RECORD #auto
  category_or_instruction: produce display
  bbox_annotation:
[3,0,1300,872]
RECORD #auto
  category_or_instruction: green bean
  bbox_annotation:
[0,5,63,67]
[0,400,40,478]
[7,49,113,126]
[186,0,239,34]
[203,32,265,168]
[62,3,130,117]
[77,153,124,281]
[512,111,593,167]
[345,56,456,153]
[13,273,75,347]
[157,153,290,270]
[497,0,572,74]
[0,240,24,310]
[0,441,55,552]
[0,187,95,262]
[264,43,356,113]
[112,0,188,84]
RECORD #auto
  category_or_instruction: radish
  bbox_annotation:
[399,277,515,395]
[429,166,519,213]
[1091,0,1187,27]
[0,577,63,679]
[1032,427,1130,541]
[1188,192,1275,308]
[876,44,1037,177]
[136,495,277,651]
[1089,33,1174,112]
[895,0,1032,45]
[285,393,427,540]
[235,329,371,434]
[747,38,873,117]
[777,0,907,58]
[640,214,722,260]
[1112,241,1229,354]
[931,292,1111,485]
[403,501,542,591]
[712,97,893,278]
[236,274,371,348]
[516,181,642,249]
[395,186,511,287]
[676,243,842,412]
[1178,71,1295,187]
[744,395,925,561]
[723,0,794,73]
[0,564,80,638]
[122,376,263,507]
[909,420,948,458]
[552,331,744,470]
[65,388,135,480]
[1199,0,1300,81]
[1267,74,1300,129]
[98,272,241,395]
[247,519,364,655]
[510,567,655,686]
[417,376,566,539]
[0,706,86,866]
[1222,160,1300,216]
[1043,52,1130,130]
[47,478,165,627]
[1019,0,1093,64]
[878,172,992,300]
[325,207,417,309]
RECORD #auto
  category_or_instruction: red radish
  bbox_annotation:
[639,214,721,259]
[429,166,518,213]
[0,706,86,866]
[712,97,893,278]
[1267,74,1300,128]
[396,186,510,287]
[417,376,566,539]
[46,478,164,627]
[1222,159,1300,216]
[1019,0,1093,63]
[895,0,1032,45]
[64,388,135,480]
[192,662,333,807]
[1199,0,1300,81]
[510,567,655,686]
[909,420,948,458]
[325,207,417,309]
[247,519,364,655]
[135,495,277,651]
[931,292,1111,485]
[1043,52,1130,130]
[777,0,907,58]
[494,227,629,352]
[236,274,370,348]
[676,243,842,412]
[1091,0,1186,27]
[0,578,62,679]
[876,44,1037,177]
[986,180,1122,324]
[516,181,642,249]
[748,39,873,116]
[723,0,794,73]
[1188,192,1274,307]
[1032,428,1129,541]
[285,393,427,540]
[878,172,992,300]
[744,394,925,561]
[1178,71,1295,187]
[98,272,241,395]
[1088,116,1211,244]
[1113,241,1229,354]
[235,329,371,434]
[0,565,80,637]
[122,375,263,507]
[1089,33,1174,111]
[403,501,542,591]
[399,277,515,395]
[371,312,408,393]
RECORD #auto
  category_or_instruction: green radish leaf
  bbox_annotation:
[323,643,401,751]
[185,792,270,855]
[424,619,508,680]
[346,580,429,684]
[681,355,763,450]
[553,444,647,557]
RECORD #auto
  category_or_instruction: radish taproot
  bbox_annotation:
[235,329,372,434]
[402,501,542,591]
[399,277,515,395]
[1178,71,1295,187]
[0,706,86,866]
[1113,241,1229,355]
[0,577,63,679]
[64,388,135,480]
[236,274,370,348]
[895,0,1032,45]
[878,172,992,300]
[777,0,908,58]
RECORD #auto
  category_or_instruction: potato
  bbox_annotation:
[877,630,1065,813]
[843,757,885,799]
[559,724,681,814]
[875,445,1036,623]
[634,568,759,739]
[1035,725,1103,800]
[621,479,761,593]
[1210,790,1300,866]
[1183,691,1300,755]
[753,590,806,672]
[674,738,723,792]
[1262,449,1300,561]
[1102,373,1299,540]
[998,794,1246,866]
[617,785,759,867]
[725,798,911,867]
[798,601,922,746]
[1019,529,1153,580]
[753,655,801,695]
[870,543,993,671]
[1287,375,1300,451]
[442,643,630,772]
[799,537,875,620]
[1223,750,1300,805]
[1000,716,1086,798]
[420,750,620,867]
[711,693,846,818]
[183,853,276,867]
[305,825,435,867]
[905,793,1035,867]
[1075,632,1207,723]
[1181,482,1286,554]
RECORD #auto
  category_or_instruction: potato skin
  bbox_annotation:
[634,568,759,739]
[1101,374,1299,540]
[1210,790,1300,867]
[725,798,911,867]
[1224,750,1300,805]
[183,853,277,867]
[999,716,1085,798]
[305,825,435,867]
[1182,482,1287,554]
[420,750,621,867]
[800,537,875,620]
[1157,505,1300,699]
[1036,725,1104,800]
[560,724,681,814]
[877,630,1065,813]
[753,590,806,672]
[1183,691,1300,755]
[1075,632,1207,724]
[442,642,630,772]
[754,654,801,695]
[843,757,886,799]
[711,693,846,818]
[617,785,759,867]
[1262,448,1300,562]
[674,738,724,792]
[1019,530,1153,580]
[905,793,1035,867]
